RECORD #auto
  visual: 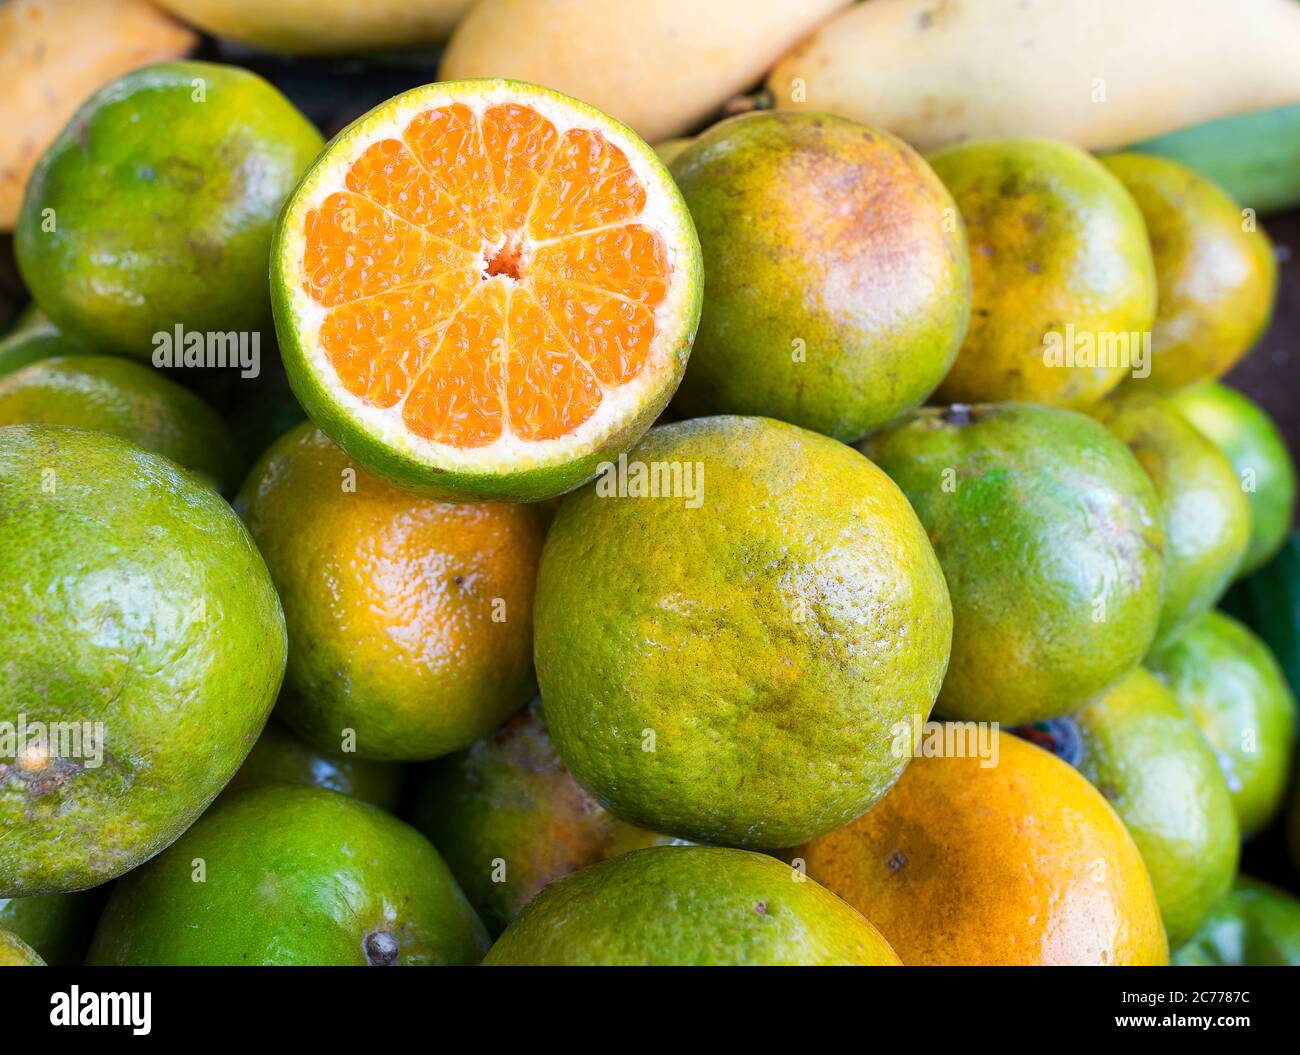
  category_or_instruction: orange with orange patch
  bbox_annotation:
[301,101,671,448]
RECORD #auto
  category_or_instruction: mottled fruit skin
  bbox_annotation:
[535,416,953,849]
[1173,878,1300,966]
[88,786,488,965]
[797,730,1168,966]
[0,355,241,492]
[0,314,89,378]
[1103,153,1278,393]
[1089,393,1250,645]
[413,700,683,935]
[1170,383,1296,576]
[16,61,323,358]
[863,403,1164,725]
[0,889,107,965]
[219,716,404,812]
[235,423,547,761]
[928,139,1157,407]
[671,112,970,441]
[483,846,900,966]
[0,927,44,966]
[1148,610,1296,836]
[0,426,287,896]
[1062,668,1239,948]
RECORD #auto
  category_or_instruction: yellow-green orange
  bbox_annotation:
[235,422,547,761]
[1148,610,1296,836]
[797,730,1168,966]
[15,61,322,358]
[0,311,89,378]
[413,700,684,935]
[1089,392,1249,645]
[1030,668,1238,948]
[483,846,899,966]
[862,403,1164,725]
[1170,382,1296,576]
[87,786,488,965]
[1102,153,1277,393]
[535,416,952,849]
[219,716,404,812]
[0,425,286,895]
[671,112,970,441]
[0,355,240,492]
[928,138,1156,407]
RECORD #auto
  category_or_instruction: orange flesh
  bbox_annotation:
[301,101,671,447]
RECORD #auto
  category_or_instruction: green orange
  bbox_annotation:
[1173,878,1300,966]
[796,729,1168,966]
[235,421,547,760]
[863,403,1164,725]
[535,415,952,848]
[1170,382,1297,576]
[0,310,90,378]
[272,79,702,501]
[0,927,44,966]
[0,425,286,896]
[1148,609,1296,836]
[412,699,683,934]
[927,138,1156,407]
[87,785,488,965]
[0,355,241,492]
[0,889,106,965]
[483,846,901,966]
[1019,667,1238,948]
[1102,153,1278,393]
[219,716,405,811]
[1089,392,1250,645]
[16,61,323,358]
[669,111,970,441]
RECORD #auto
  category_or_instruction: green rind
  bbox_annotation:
[1147,610,1296,837]
[15,61,323,359]
[271,78,702,503]
[1173,878,1300,966]
[0,889,106,965]
[863,403,1165,725]
[482,846,901,966]
[0,425,287,896]
[1122,105,1300,215]
[0,355,242,493]
[0,317,91,379]
[1071,668,1239,948]
[86,786,488,966]
[1169,383,1297,577]
[0,927,45,966]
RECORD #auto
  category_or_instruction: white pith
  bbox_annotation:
[277,80,697,475]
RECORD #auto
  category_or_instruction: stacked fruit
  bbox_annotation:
[2,0,1300,968]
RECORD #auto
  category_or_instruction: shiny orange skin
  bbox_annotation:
[797,730,1168,966]
[235,422,548,760]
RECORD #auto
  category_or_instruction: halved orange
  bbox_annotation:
[272,79,702,500]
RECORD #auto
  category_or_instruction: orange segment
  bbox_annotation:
[319,268,480,408]
[403,282,507,448]
[531,224,670,306]
[345,139,480,250]
[529,128,646,240]
[532,276,656,385]
[294,91,684,458]
[506,289,603,441]
[302,191,476,307]
[480,104,560,235]
[403,102,503,246]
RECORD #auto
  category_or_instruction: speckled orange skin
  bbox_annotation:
[235,422,548,760]
[1103,153,1277,394]
[928,139,1157,408]
[671,112,970,442]
[797,730,1169,966]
